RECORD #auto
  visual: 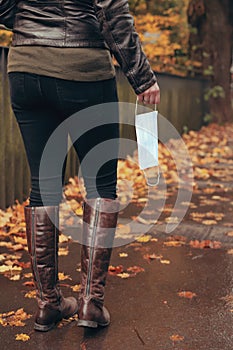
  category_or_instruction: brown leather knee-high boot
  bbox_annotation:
[24,205,78,332]
[77,197,119,328]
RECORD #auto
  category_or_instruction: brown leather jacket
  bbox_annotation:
[1,0,157,94]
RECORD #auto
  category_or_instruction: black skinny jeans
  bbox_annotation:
[8,72,119,206]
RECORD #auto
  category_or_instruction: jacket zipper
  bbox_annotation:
[85,198,101,297]
[31,207,43,300]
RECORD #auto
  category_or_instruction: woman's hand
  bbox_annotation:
[137,82,160,105]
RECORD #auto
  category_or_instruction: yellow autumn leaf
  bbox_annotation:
[70,284,81,292]
[119,253,128,258]
[117,273,130,279]
[136,235,152,243]
[59,233,71,243]
[58,272,72,281]
[15,333,30,342]
[160,259,170,264]
[24,290,36,299]
[58,247,69,256]
[9,274,21,281]
[75,207,83,216]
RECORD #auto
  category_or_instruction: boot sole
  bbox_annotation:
[34,321,58,332]
[77,319,110,328]
[34,306,79,332]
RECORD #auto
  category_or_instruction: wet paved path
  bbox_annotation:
[1,236,233,350]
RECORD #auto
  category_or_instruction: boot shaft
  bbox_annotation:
[80,197,119,300]
[24,206,60,301]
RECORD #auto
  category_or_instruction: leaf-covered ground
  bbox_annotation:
[0,123,233,346]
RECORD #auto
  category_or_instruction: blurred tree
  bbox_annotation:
[129,0,190,75]
[0,29,12,46]
[187,0,233,122]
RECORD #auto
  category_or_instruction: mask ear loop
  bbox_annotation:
[135,98,160,187]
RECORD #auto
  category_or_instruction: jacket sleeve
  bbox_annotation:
[94,0,157,95]
[0,0,17,29]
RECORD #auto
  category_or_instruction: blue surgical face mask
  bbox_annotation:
[135,101,160,186]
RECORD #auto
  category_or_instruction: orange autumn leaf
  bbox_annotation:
[108,265,124,275]
[178,291,197,299]
[189,240,221,249]
[170,334,184,342]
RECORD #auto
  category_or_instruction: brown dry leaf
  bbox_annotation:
[178,291,197,299]
[15,333,30,342]
[170,334,184,342]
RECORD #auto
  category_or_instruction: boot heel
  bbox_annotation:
[34,322,56,332]
[77,319,98,328]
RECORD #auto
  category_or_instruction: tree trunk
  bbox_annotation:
[187,0,233,123]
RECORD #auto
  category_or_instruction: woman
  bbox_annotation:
[1,0,160,331]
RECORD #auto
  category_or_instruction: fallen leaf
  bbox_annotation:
[178,291,197,299]
[58,272,72,281]
[226,231,233,237]
[108,265,124,275]
[24,290,36,299]
[58,247,69,256]
[202,220,218,225]
[23,281,34,287]
[163,241,185,247]
[189,239,221,249]
[119,253,128,258]
[127,266,145,273]
[143,253,162,262]
[15,333,30,342]
[170,334,184,342]
[9,274,21,281]
[136,235,152,243]
[160,259,170,264]
[70,284,81,292]
[0,308,31,327]
[117,273,130,279]
[59,233,71,243]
